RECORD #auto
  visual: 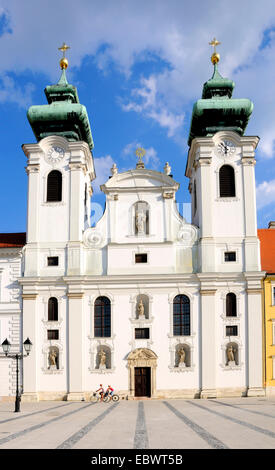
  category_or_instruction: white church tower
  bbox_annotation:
[20,45,96,400]
[185,40,264,397]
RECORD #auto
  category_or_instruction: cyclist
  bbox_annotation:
[106,384,114,399]
[96,384,105,402]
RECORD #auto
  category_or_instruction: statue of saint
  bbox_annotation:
[227,345,235,363]
[178,347,186,365]
[49,349,57,368]
[99,348,106,367]
[135,211,146,234]
[137,299,145,318]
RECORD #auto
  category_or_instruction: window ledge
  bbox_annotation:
[42,202,65,207]
[215,197,239,202]
[130,317,154,324]
[89,367,116,374]
[169,366,195,373]
[42,368,64,375]
[220,363,243,371]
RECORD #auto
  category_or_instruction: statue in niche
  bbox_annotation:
[177,347,186,368]
[137,299,145,318]
[49,349,57,369]
[99,348,107,369]
[227,345,236,365]
[135,211,146,234]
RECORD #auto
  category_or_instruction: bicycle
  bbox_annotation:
[103,392,120,403]
[90,391,104,403]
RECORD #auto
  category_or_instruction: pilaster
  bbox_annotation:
[200,288,217,398]
[21,293,39,401]
[66,291,85,401]
[245,276,265,396]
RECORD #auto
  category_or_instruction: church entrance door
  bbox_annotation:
[135,367,151,397]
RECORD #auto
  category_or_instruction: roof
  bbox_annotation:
[0,233,26,248]
[188,64,253,146]
[258,229,275,273]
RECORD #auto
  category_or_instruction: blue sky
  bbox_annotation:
[0,0,275,232]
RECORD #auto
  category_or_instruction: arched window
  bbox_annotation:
[219,165,235,197]
[134,201,149,235]
[173,295,190,336]
[94,296,111,337]
[48,297,58,321]
[226,293,237,317]
[47,170,62,202]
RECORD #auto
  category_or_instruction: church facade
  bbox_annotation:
[0,48,265,401]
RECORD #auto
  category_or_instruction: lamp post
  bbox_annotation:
[1,338,32,412]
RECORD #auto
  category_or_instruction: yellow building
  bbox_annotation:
[258,222,275,396]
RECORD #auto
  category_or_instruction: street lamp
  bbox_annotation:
[1,337,32,412]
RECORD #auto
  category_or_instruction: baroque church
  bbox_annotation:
[0,42,265,401]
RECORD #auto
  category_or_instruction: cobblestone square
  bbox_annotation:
[0,397,274,449]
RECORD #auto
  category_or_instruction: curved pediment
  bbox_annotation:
[101,169,179,193]
[128,348,158,361]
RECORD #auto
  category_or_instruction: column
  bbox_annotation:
[22,294,39,401]
[66,292,85,401]
[200,289,217,398]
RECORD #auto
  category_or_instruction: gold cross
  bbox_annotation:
[209,37,221,53]
[58,42,70,58]
[135,147,146,163]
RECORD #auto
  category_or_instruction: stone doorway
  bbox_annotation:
[135,367,151,397]
[127,348,157,398]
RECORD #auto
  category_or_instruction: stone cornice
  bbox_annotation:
[246,288,263,294]
[17,272,256,289]
[67,292,84,299]
[22,293,38,300]
[0,248,23,257]
[200,289,217,296]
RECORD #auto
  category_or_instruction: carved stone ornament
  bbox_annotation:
[177,225,197,246]
[83,228,104,248]
[45,146,65,165]
[128,348,157,361]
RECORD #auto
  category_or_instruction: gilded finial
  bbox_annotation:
[58,42,70,70]
[209,37,221,65]
[135,147,146,169]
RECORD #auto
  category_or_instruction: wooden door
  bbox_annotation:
[134,367,151,397]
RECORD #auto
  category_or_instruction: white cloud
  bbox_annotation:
[122,141,160,169]
[122,75,184,138]
[93,154,115,193]
[1,1,275,155]
[256,179,275,209]
[0,74,34,107]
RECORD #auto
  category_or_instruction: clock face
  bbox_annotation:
[216,140,236,156]
[46,146,65,164]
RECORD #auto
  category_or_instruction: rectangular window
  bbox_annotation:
[226,325,238,336]
[47,257,59,266]
[273,287,275,306]
[272,321,275,346]
[135,254,147,263]
[135,328,150,339]
[273,357,275,380]
[47,330,59,340]
[224,252,236,262]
